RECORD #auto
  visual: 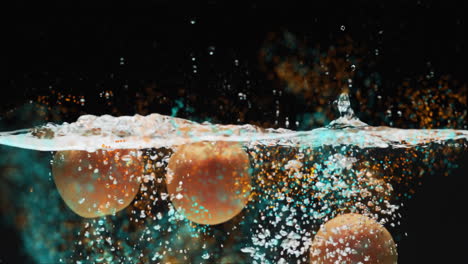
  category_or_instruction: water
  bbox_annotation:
[0,93,467,151]
[0,94,466,263]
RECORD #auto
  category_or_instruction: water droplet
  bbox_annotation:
[335,93,354,118]
[202,253,210,259]
[208,46,215,55]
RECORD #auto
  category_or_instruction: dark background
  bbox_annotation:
[3,1,468,263]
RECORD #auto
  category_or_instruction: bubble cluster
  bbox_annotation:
[1,91,467,263]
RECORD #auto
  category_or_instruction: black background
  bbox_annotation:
[3,1,468,263]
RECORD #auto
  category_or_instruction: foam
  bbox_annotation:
[1,94,467,151]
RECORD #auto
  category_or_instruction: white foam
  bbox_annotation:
[0,112,467,151]
[1,94,467,151]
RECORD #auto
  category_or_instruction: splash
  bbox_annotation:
[326,93,368,128]
[0,94,467,151]
[1,93,466,264]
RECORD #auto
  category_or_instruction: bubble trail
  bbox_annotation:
[0,94,467,151]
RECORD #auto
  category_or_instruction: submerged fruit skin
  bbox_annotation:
[166,141,251,225]
[52,149,142,218]
[310,213,397,264]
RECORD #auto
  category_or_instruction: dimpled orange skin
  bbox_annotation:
[52,149,142,218]
[166,141,251,225]
[310,213,398,264]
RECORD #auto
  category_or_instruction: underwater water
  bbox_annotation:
[0,93,466,263]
